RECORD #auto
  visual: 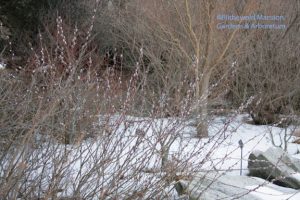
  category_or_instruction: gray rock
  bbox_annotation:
[175,171,296,200]
[291,156,300,171]
[248,147,300,189]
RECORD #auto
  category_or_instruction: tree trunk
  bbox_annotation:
[196,69,211,137]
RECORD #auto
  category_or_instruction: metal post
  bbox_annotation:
[238,139,244,176]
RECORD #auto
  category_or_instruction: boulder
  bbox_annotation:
[248,147,300,189]
[175,171,297,200]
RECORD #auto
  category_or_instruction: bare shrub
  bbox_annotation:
[1,1,299,199]
[0,10,248,199]
[0,46,237,199]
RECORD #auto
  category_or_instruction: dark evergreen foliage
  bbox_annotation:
[0,0,84,56]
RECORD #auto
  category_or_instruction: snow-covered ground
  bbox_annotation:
[2,113,300,199]
[96,113,300,199]
[186,114,300,176]
[178,113,300,199]
[246,184,300,200]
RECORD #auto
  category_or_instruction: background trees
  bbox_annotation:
[228,0,300,125]
[0,0,299,133]
[108,0,264,136]
[0,0,86,56]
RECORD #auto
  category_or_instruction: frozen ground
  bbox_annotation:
[184,113,300,176]
[175,113,300,199]
[2,113,300,199]
[79,113,300,198]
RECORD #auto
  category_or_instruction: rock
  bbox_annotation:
[291,156,300,171]
[248,147,300,189]
[175,171,296,200]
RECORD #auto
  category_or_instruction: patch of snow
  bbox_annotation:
[292,154,300,160]
[291,173,300,180]
[287,143,300,155]
[0,62,6,69]
[247,185,300,200]
[251,150,262,157]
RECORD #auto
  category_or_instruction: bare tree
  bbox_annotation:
[112,0,261,137]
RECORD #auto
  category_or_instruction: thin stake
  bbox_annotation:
[238,139,244,176]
